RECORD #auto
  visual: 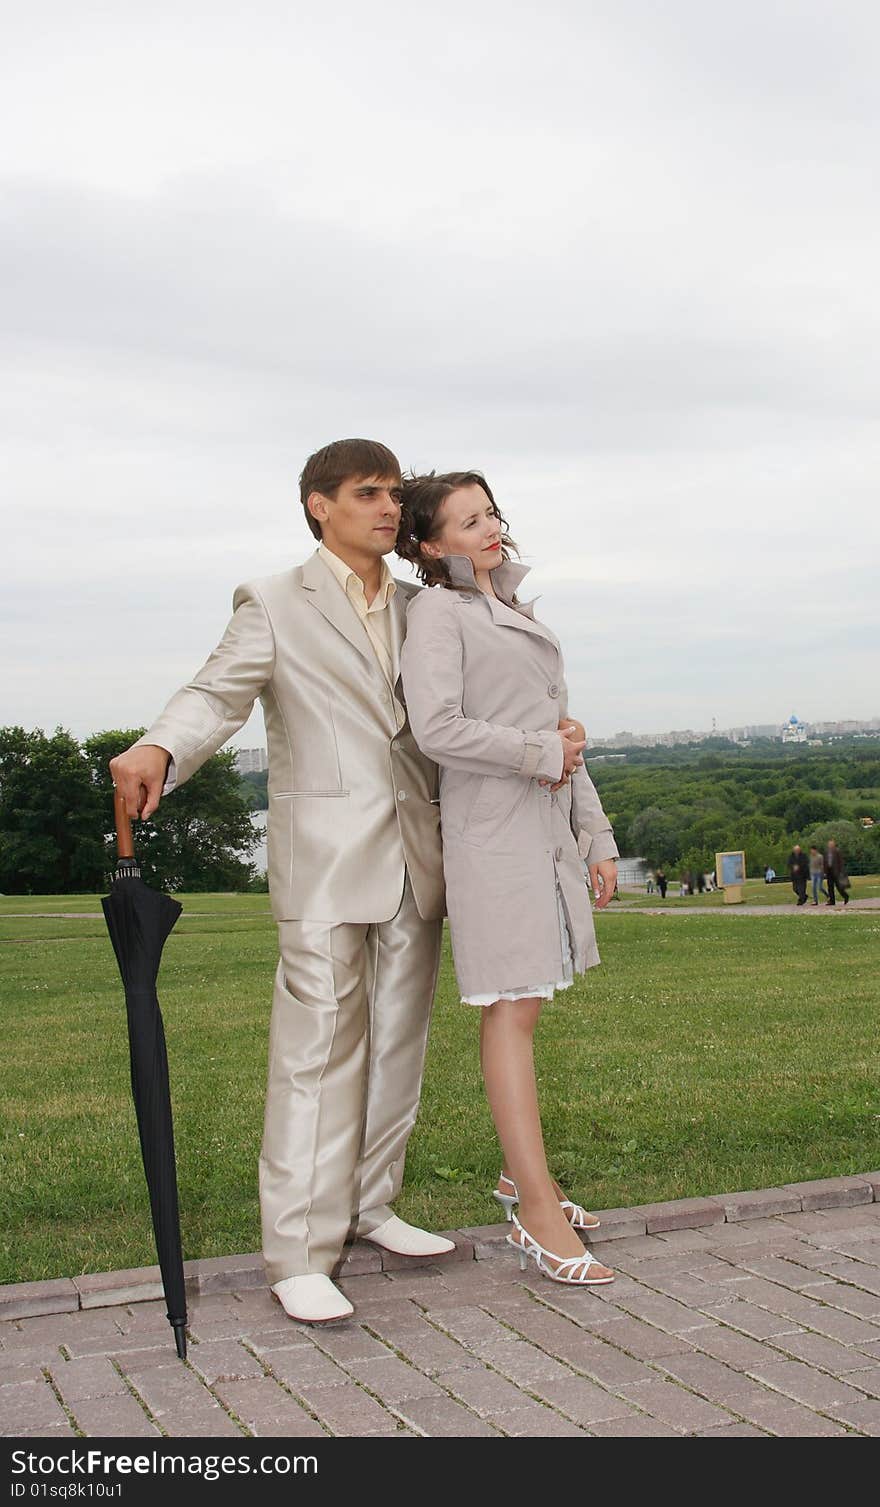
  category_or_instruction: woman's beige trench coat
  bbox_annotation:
[400,554,619,999]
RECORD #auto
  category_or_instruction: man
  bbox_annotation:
[787,843,810,906]
[824,838,850,907]
[110,438,587,1324]
[809,844,826,905]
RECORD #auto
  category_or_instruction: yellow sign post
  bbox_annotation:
[716,849,746,905]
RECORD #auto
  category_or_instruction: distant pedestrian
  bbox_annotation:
[764,865,776,884]
[695,870,706,894]
[787,844,809,906]
[655,867,668,900]
[646,871,655,895]
[824,839,850,907]
[809,846,826,906]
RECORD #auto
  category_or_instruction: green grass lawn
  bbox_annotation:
[2,891,879,1285]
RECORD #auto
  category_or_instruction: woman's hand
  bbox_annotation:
[589,859,618,909]
[540,718,587,790]
[557,724,586,778]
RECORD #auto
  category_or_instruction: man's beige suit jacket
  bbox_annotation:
[134,552,445,924]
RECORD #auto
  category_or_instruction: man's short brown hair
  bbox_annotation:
[299,438,402,540]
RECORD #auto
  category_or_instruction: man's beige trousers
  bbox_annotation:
[259,872,443,1281]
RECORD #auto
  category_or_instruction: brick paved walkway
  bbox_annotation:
[3,1176,880,1438]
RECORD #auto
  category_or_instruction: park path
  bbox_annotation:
[3,1177,880,1438]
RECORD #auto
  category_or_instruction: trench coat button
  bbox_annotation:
[548,683,560,697]
[397,790,407,800]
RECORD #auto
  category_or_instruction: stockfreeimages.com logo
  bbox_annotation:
[10,1450,318,1485]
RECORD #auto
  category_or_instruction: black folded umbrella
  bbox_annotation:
[101,790,187,1358]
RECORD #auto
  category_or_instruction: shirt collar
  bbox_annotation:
[318,544,397,605]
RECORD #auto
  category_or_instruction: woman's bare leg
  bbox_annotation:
[479,998,612,1273]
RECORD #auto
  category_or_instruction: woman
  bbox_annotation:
[398,471,619,1288]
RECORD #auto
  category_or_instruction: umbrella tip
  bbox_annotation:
[171,1318,188,1359]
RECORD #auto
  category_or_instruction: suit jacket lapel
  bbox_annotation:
[300,551,376,667]
[387,582,409,694]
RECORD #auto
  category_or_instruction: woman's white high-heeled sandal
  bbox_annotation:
[493,1175,601,1230]
[506,1214,614,1286]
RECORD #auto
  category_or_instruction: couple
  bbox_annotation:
[110,437,619,1325]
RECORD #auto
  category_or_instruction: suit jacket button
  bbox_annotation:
[548,683,560,697]
[397,790,407,800]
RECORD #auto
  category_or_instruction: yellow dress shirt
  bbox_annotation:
[318,545,405,730]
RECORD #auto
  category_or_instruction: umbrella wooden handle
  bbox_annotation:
[113,789,136,860]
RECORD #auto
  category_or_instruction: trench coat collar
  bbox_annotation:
[441,553,558,646]
[443,552,532,606]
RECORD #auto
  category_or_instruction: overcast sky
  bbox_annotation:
[3,0,878,747]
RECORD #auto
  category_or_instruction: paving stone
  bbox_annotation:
[345,1355,445,1404]
[312,1324,393,1364]
[476,1336,577,1388]
[187,1339,265,1385]
[213,1378,328,1436]
[855,1339,880,1361]
[734,1256,837,1292]
[690,1324,784,1370]
[746,1356,873,1420]
[697,1422,768,1436]
[259,1344,350,1391]
[0,1378,68,1434]
[699,1299,802,1340]
[75,1266,165,1309]
[575,1207,648,1241]
[336,1272,396,1301]
[3,1309,124,1347]
[599,1287,717,1335]
[16,1422,78,1437]
[435,1364,533,1416]
[782,1177,874,1212]
[844,1368,880,1399]
[334,1243,384,1278]
[734,1398,846,1437]
[617,1377,736,1432]
[832,1399,880,1435]
[0,1278,79,1321]
[457,1222,511,1250]
[533,1374,638,1425]
[590,1414,680,1436]
[633,1197,726,1234]
[70,1394,161,1437]
[160,1403,245,1436]
[393,1394,501,1436]
[47,1355,127,1401]
[298,1382,403,1435]
[655,1350,764,1403]
[186,1252,267,1296]
[367,1319,482,1376]
[654,1228,719,1253]
[800,1285,880,1322]
[768,1330,876,1374]
[66,1331,168,1360]
[125,1363,229,1421]
[709,1188,802,1222]
[572,1314,694,1360]
[499,1407,591,1436]
[854,1173,880,1200]
[815,1259,880,1299]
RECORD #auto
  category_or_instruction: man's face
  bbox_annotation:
[310,474,402,560]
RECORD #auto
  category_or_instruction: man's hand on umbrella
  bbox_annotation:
[109,745,171,821]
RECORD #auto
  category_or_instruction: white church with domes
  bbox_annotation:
[781,713,808,744]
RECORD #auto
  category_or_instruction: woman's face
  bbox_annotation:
[422,483,503,573]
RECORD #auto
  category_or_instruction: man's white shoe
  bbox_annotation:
[362,1215,456,1257]
[270,1273,353,1324]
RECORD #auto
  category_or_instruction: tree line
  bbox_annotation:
[588,745,880,876]
[2,727,877,894]
[0,727,260,895]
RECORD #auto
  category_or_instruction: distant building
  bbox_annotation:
[781,714,808,744]
[235,747,268,774]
